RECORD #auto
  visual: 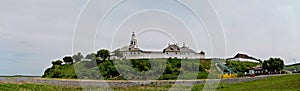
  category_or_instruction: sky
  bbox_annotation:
[0,0,300,76]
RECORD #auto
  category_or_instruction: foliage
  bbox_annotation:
[42,64,77,79]
[263,58,284,72]
[72,52,84,63]
[63,56,73,64]
[225,61,260,72]
[98,60,121,80]
[51,60,62,66]
[74,61,101,79]
[85,53,96,61]
[42,58,212,80]
[96,49,110,61]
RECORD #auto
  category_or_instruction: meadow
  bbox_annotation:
[1,74,299,91]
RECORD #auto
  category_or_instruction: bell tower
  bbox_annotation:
[129,32,137,48]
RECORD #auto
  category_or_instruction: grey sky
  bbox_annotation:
[0,0,299,76]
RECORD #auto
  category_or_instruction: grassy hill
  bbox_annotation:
[42,59,212,80]
[42,58,263,80]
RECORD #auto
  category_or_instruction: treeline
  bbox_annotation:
[42,49,212,80]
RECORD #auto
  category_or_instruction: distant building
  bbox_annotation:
[118,32,205,59]
[227,53,261,63]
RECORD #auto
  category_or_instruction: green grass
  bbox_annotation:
[116,74,300,91]
[0,83,82,91]
[1,74,299,91]
[213,74,300,91]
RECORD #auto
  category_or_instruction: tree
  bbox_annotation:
[63,56,73,64]
[263,58,284,73]
[96,49,110,61]
[51,60,63,66]
[112,49,123,58]
[85,53,96,61]
[72,52,84,62]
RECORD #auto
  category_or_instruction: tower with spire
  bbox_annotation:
[129,32,137,48]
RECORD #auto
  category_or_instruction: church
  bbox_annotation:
[118,32,205,59]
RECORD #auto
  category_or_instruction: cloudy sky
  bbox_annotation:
[0,0,299,76]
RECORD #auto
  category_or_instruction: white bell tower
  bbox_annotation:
[129,32,137,48]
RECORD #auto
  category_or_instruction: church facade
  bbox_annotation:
[119,32,205,59]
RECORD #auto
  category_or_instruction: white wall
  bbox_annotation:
[121,52,204,59]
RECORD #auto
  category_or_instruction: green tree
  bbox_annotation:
[72,52,84,62]
[263,58,284,73]
[112,49,123,58]
[96,49,110,61]
[51,60,63,66]
[63,56,73,64]
[85,53,96,61]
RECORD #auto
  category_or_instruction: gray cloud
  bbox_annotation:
[212,0,300,64]
[0,0,73,75]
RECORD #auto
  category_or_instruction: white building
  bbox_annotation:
[119,32,205,59]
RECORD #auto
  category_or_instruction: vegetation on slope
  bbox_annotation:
[284,63,300,72]
[42,58,212,80]
[225,61,260,76]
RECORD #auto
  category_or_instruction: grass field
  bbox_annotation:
[210,74,300,91]
[0,83,82,91]
[1,74,299,91]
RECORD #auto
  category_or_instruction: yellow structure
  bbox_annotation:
[221,73,238,78]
